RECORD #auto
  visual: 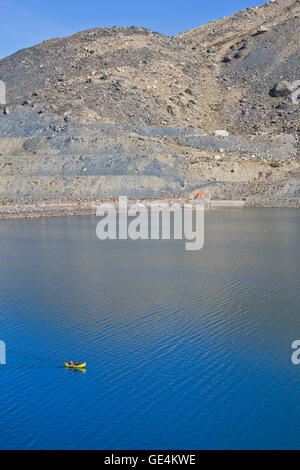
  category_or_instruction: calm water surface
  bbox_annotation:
[0,209,300,449]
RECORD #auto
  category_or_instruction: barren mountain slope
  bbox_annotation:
[0,0,299,206]
[178,0,300,134]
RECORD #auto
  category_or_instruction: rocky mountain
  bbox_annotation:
[0,0,299,205]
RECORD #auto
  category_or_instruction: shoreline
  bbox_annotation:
[0,197,299,220]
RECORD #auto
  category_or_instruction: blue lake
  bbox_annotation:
[0,208,300,449]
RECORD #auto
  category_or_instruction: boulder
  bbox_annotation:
[270,81,293,97]
[252,26,269,36]
[213,129,229,137]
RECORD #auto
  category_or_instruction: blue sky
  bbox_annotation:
[0,0,264,59]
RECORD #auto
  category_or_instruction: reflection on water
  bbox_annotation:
[0,209,300,449]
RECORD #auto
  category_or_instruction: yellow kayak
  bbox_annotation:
[64,362,86,369]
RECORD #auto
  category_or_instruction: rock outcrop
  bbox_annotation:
[270,81,293,97]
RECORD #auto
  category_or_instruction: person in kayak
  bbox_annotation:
[68,360,79,366]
